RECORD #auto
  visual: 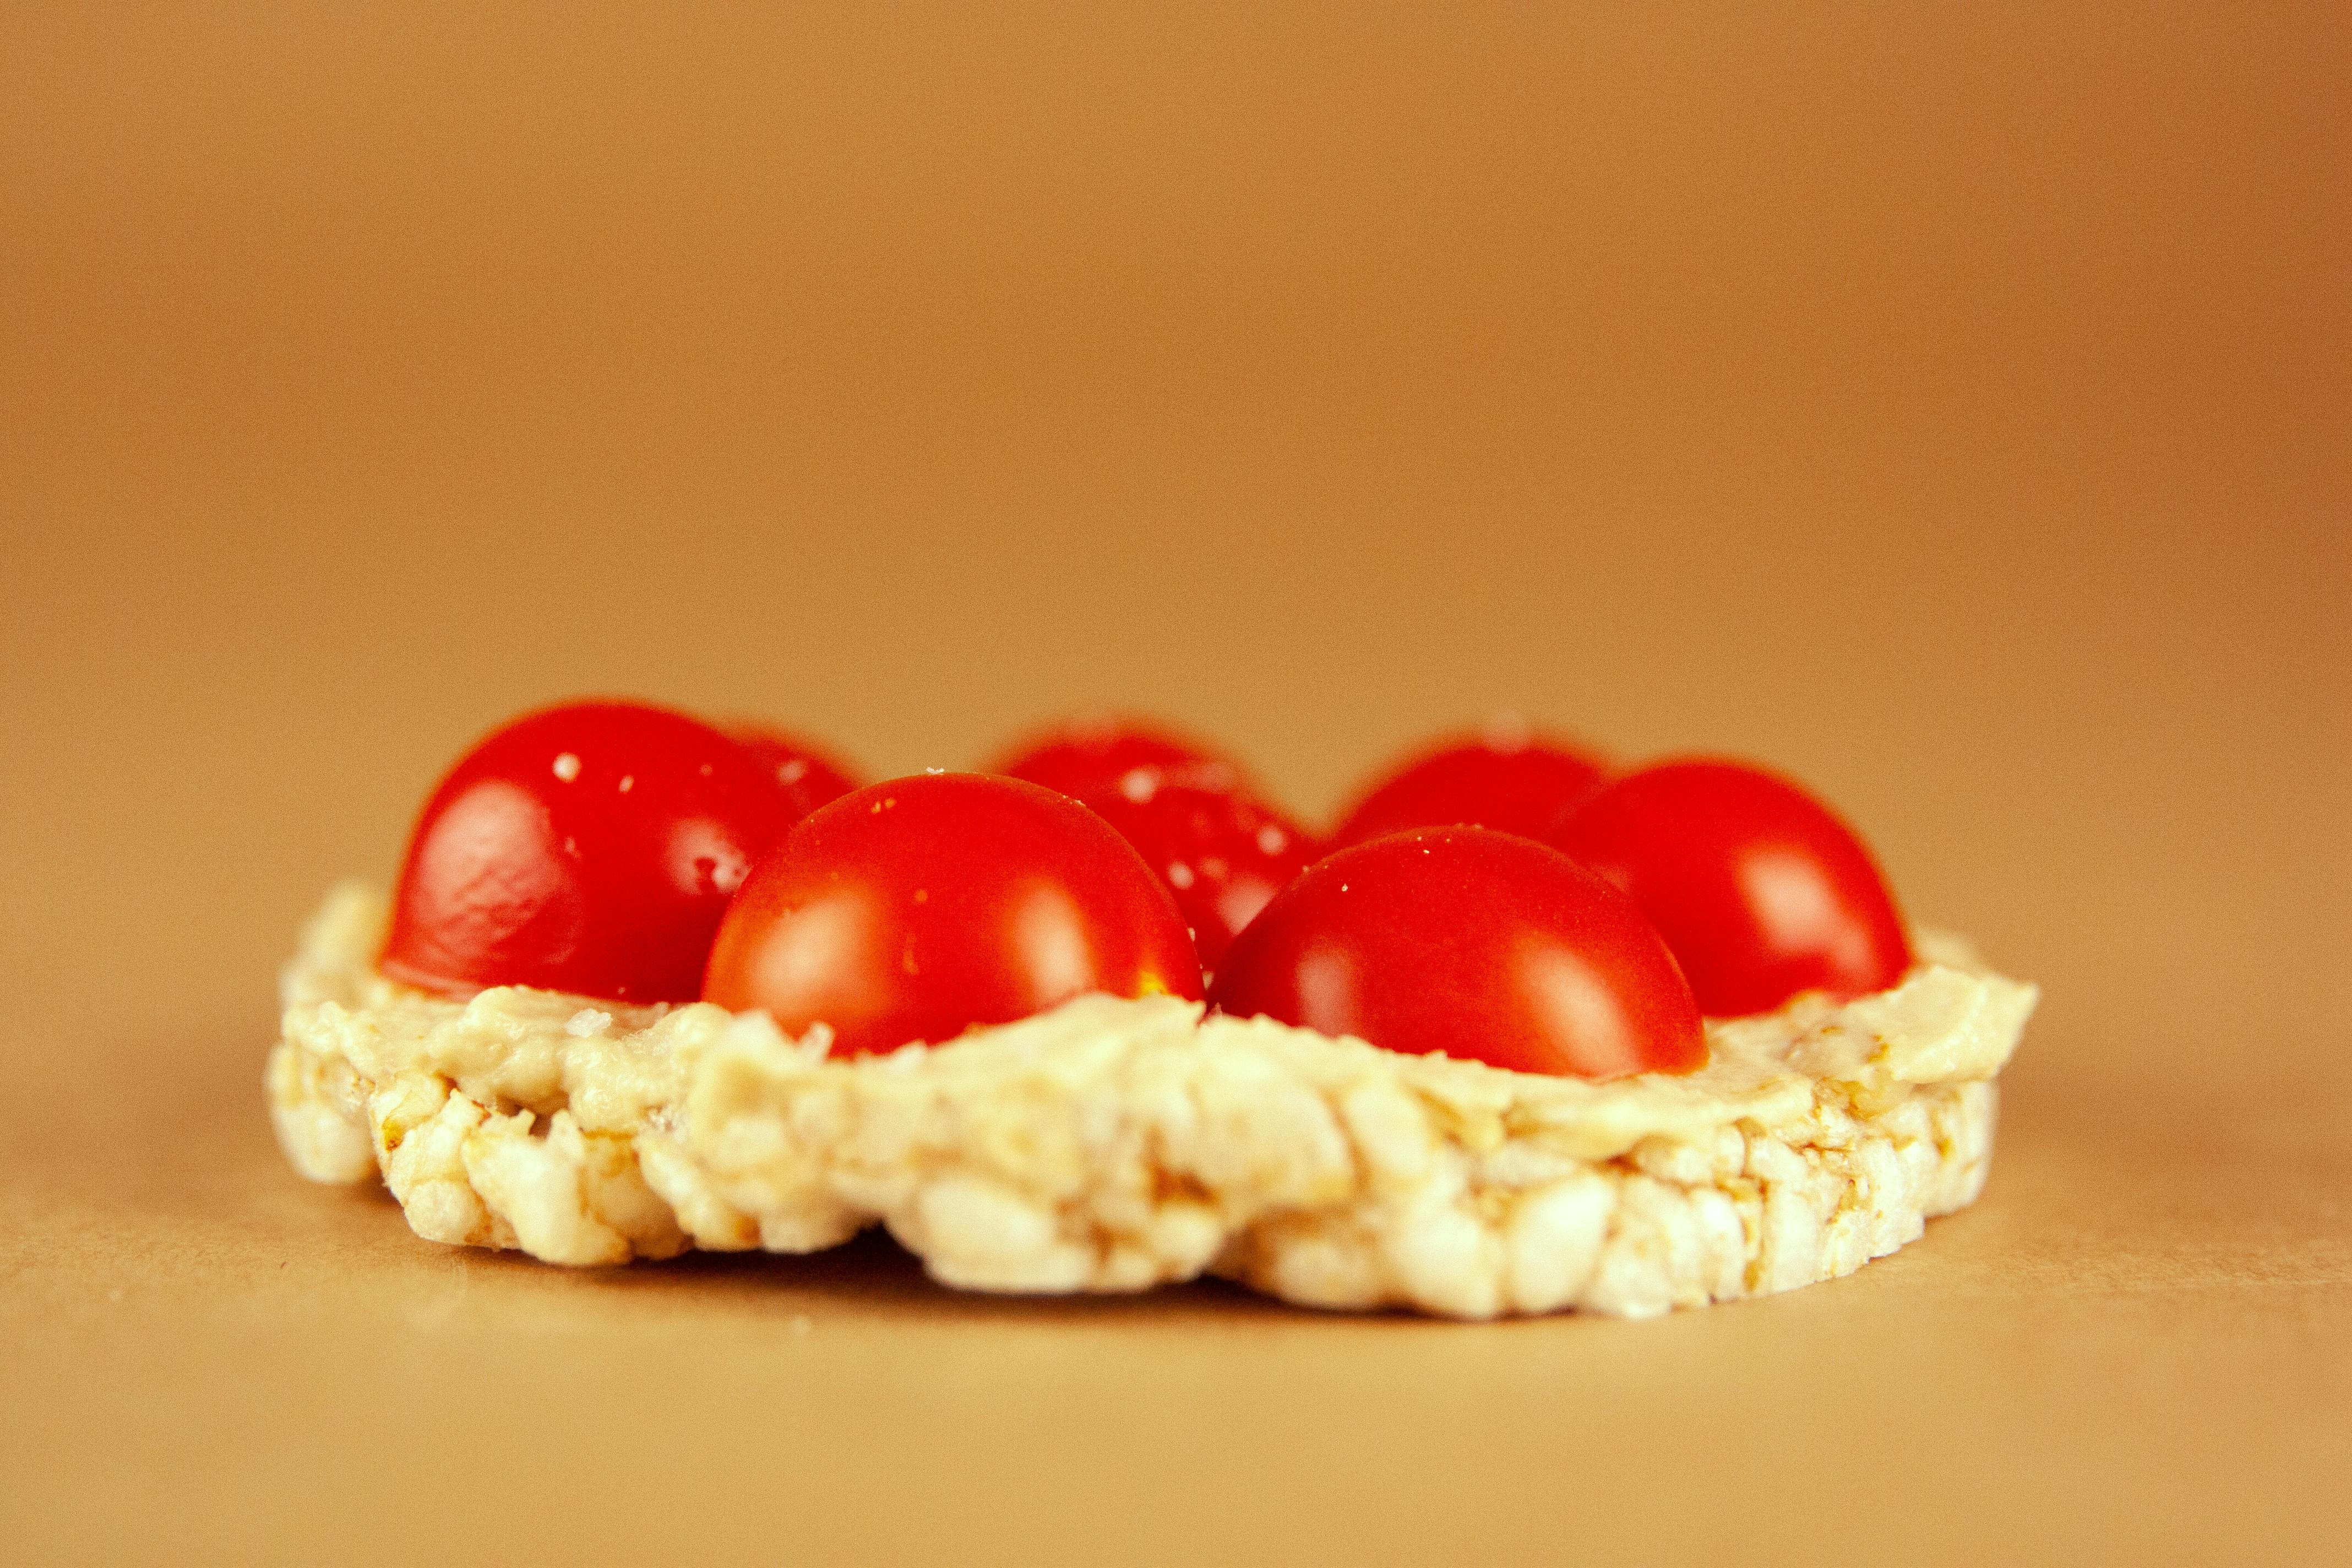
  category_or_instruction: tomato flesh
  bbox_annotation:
[1545,759,1913,1016]
[1331,721,1609,848]
[1079,767,1318,977]
[382,701,790,1004]
[1208,827,1705,1080]
[726,723,863,823]
[987,715,1242,801]
[704,772,1204,1055]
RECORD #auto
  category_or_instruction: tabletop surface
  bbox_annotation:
[4,5,2346,1564]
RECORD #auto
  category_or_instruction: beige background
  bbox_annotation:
[3,3,2346,1562]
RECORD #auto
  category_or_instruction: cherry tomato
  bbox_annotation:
[1330,718,1609,848]
[382,700,789,1004]
[1545,759,1913,1016]
[987,714,1243,800]
[1208,827,1705,1080]
[1079,766,1319,977]
[725,722,863,823]
[704,772,1204,1055]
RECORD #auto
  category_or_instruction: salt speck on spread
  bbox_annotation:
[564,1008,613,1038]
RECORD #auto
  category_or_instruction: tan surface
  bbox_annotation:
[3,3,2346,1563]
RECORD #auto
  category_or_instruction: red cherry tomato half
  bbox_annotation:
[725,722,863,823]
[1079,767,1319,977]
[704,772,1205,1055]
[1545,759,1914,1017]
[1208,827,1705,1080]
[383,700,790,1004]
[1330,719,1609,848]
[986,714,1243,801]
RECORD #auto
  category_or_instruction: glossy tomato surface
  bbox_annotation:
[1545,759,1913,1016]
[726,722,863,823]
[1079,766,1318,977]
[986,715,1242,801]
[1208,827,1704,1080]
[382,701,788,1004]
[1330,720,1609,848]
[704,772,1204,1054]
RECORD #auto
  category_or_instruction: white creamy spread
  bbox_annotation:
[268,882,2034,1318]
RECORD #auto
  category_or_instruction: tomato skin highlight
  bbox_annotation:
[1077,767,1319,977]
[987,715,1243,801]
[725,723,863,823]
[382,701,790,1004]
[1331,721,1609,848]
[1545,759,1914,1017]
[1208,827,1705,1080]
[704,772,1205,1055]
